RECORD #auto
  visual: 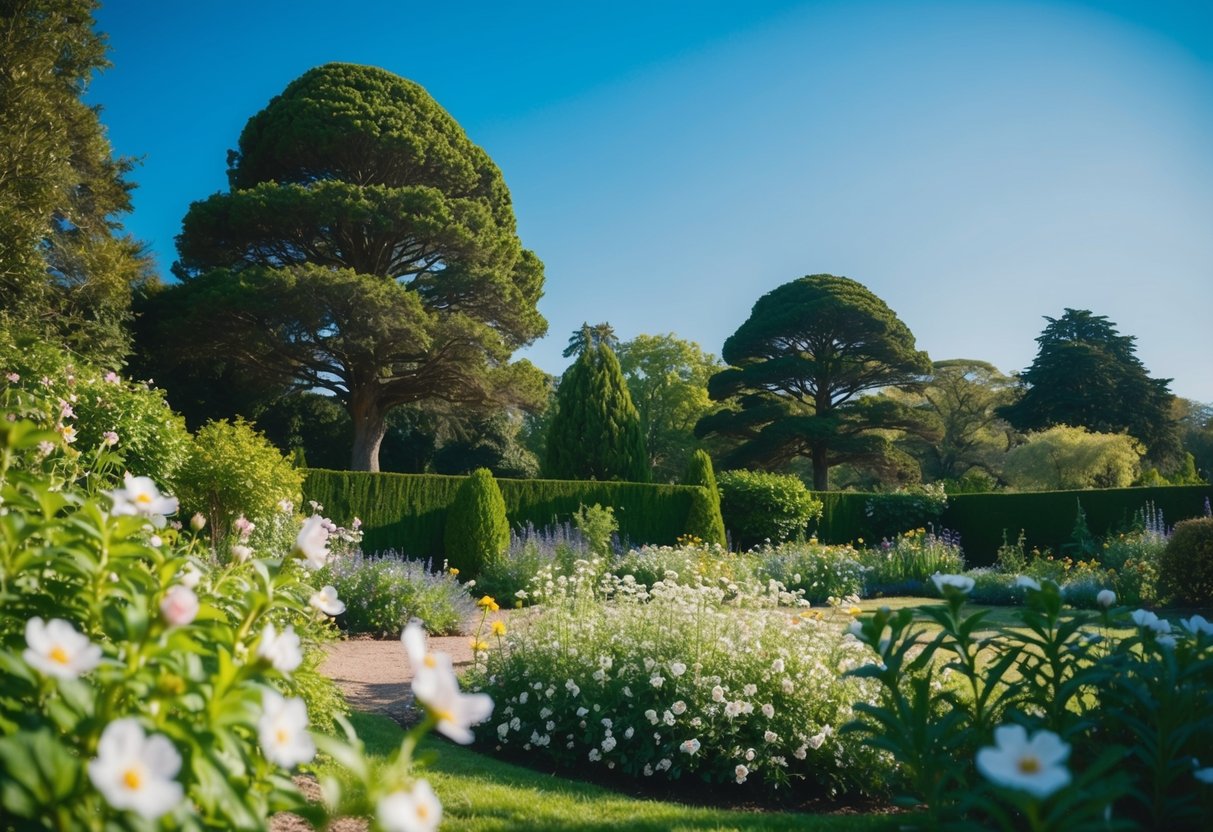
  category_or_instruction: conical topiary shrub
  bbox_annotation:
[682,449,727,547]
[444,468,509,578]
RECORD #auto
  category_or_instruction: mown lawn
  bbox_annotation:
[344,711,905,832]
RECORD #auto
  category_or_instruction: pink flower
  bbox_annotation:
[103,371,120,384]
[233,515,255,540]
[160,586,199,627]
[4,372,18,383]
[102,431,119,447]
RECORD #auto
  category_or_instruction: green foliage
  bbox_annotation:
[846,583,1213,830]
[682,449,727,546]
[717,470,823,549]
[1158,517,1213,606]
[863,483,949,540]
[572,503,618,557]
[444,468,510,577]
[144,63,546,471]
[1000,308,1179,465]
[696,275,933,490]
[0,332,191,486]
[544,340,650,482]
[174,418,302,544]
[315,554,473,636]
[617,333,723,481]
[753,541,866,603]
[0,0,153,363]
[943,484,1212,566]
[859,528,965,594]
[1003,425,1144,491]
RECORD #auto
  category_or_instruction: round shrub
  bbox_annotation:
[315,553,474,636]
[174,418,302,543]
[444,468,509,578]
[682,450,726,547]
[717,469,823,549]
[1157,517,1213,606]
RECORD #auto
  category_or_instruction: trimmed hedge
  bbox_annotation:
[302,469,706,556]
[811,486,1213,567]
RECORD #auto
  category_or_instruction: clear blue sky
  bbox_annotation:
[90,0,1213,401]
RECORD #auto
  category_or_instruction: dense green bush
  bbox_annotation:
[315,553,474,636]
[1158,517,1213,606]
[863,484,948,541]
[444,468,510,577]
[302,469,703,555]
[717,470,823,549]
[174,418,302,545]
[682,450,727,546]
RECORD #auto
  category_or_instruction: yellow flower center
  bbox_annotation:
[423,654,437,669]
[276,728,289,745]
[416,803,430,819]
[432,708,455,724]
[49,645,70,665]
[136,493,152,504]
[123,767,142,790]
[1017,756,1041,775]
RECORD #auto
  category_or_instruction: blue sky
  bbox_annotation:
[91,0,1213,401]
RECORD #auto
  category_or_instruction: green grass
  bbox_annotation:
[345,711,904,831]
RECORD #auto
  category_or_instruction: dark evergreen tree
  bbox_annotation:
[682,449,726,546]
[0,0,153,362]
[544,341,650,482]
[443,468,509,578]
[696,274,934,490]
[999,309,1179,466]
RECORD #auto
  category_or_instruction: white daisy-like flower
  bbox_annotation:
[932,573,975,594]
[1131,609,1159,628]
[309,586,346,616]
[1181,615,1213,636]
[257,624,303,674]
[258,690,315,768]
[378,779,442,832]
[87,718,183,820]
[404,622,493,743]
[23,617,102,679]
[976,724,1071,799]
[294,515,330,569]
[106,475,178,518]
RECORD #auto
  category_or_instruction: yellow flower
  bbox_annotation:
[490,621,507,637]
[469,639,489,651]
[847,605,863,616]
[856,538,864,545]
[477,595,499,612]
[449,567,460,576]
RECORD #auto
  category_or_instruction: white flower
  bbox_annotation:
[1131,609,1159,628]
[724,701,742,718]
[294,515,330,568]
[735,764,749,784]
[378,779,442,832]
[679,738,701,755]
[650,674,665,688]
[179,563,202,589]
[808,730,828,750]
[60,425,78,444]
[405,623,494,744]
[976,724,1071,799]
[1096,589,1116,608]
[277,499,294,514]
[258,624,303,674]
[1149,618,1172,635]
[309,585,346,616]
[102,430,119,447]
[1016,576,1041,591]
[159,586,199,627]
[23,617,101,678]
[230,544,253,563]
[107,475,178,518]
[258,690,316,768]
[711,685,725,702]
[670,661,687,677]
[761,703,775,718]
[764,730,778,743]
[932,573,975,594]
[672,700,687,715]
[87,718,183,820]
[771,658,785,672]
[645,709,659,725]
[1195,767,1213,784]
[1157,635,1177,649]
[588,748,602,762]
[742,683,757,697]
[601,736,617,753]
[1182,615,1213,636]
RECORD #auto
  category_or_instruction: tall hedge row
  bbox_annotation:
[809,485,1213,567]
[302,469,705,557]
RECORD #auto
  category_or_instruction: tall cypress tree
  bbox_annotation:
[682,449,727,547]
[544,341,649,482]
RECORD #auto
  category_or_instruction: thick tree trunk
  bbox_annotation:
[812,444,829,491]
[349,387,388,472]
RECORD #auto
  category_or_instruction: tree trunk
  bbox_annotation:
[349,387,388,472]
[812,444,829,491]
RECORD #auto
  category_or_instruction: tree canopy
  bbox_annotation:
[0,0,152,362]
[696,274,933,490]
[136,63,546,471]
[617,332,722,482]
[544,339,649,482]
[1002,425,1143,491]
[999,309,1178,466]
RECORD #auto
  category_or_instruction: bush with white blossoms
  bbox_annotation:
[845,575,1213,830]
[0,417,486,830]
[468,559,893,797]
